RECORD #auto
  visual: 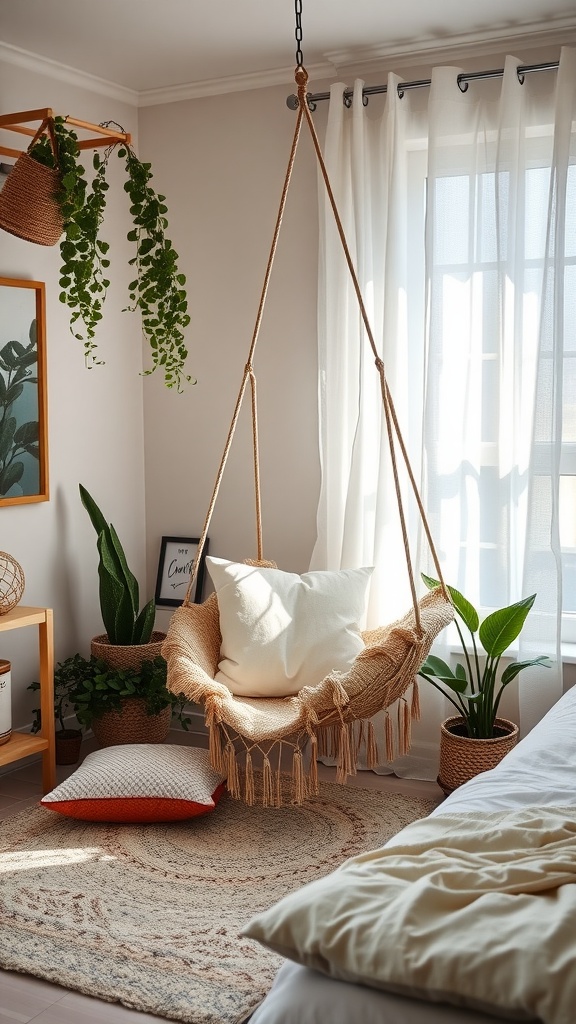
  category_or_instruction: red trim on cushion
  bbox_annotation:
[41,782,227,823]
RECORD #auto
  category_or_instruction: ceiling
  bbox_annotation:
[1,0,576,98]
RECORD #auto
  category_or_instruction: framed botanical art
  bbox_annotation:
[0,278,48,505]
[155,536,209,607]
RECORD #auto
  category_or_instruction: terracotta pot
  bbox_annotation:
[92,698,172,747]
[55,728,83,765]
[438,715,519,796]
[90,631,166,671]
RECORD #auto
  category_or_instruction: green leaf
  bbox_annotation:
[422,574,478,632]
[79,483,108,536]
[479,595,537,658]
[132,598,156,645]
[0,460,24,495]
[14,420,39,445]
[500,656,552,686]
[0,417,16,462]
[419,656,468,693]
[107,522,140,620]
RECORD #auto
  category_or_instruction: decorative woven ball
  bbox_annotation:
[0,552,25,614]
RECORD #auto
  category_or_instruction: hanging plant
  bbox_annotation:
[28,116,192,391]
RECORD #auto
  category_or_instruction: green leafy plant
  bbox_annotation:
[70,654,192,731]
[80,482,156,646]
[28,653,86,735]
[29,116,192,390]
[0,318,40,497]
[418,575,551,739]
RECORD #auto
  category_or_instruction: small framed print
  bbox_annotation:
[155,536,209,607]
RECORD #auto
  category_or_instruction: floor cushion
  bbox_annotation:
[41,744,227,822]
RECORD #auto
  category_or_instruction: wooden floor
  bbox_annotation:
[0,740,440,1023]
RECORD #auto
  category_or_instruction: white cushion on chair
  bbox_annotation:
[206,557,372,697]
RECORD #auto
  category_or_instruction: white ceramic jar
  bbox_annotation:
[0,659,12,745]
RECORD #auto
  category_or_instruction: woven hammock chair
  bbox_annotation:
[162,65,454,807]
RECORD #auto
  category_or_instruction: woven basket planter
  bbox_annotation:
[90,632,167,671]
[92,698,172,747]
[0,151,63,246]
[438,715,519,795]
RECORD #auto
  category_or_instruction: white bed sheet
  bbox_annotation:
[249,685,576,1024]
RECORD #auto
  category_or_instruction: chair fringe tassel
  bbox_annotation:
[205,682,421,806]
[411,677,421,721]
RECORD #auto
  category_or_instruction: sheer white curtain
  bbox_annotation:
[312,47,576,778]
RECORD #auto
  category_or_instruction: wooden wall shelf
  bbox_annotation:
[0,108,131,160]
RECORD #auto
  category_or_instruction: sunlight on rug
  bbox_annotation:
[0,779,436,1024]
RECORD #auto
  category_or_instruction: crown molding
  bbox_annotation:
[324,18,576,78]
[1,17,574,111]
[137,61,335,107]
[0,40,139,107]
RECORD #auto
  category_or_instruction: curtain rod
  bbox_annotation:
[286,60,560,110]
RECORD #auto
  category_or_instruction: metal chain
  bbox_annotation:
[294,0,303,68]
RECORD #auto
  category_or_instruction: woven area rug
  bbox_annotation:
[0,780,435,1024]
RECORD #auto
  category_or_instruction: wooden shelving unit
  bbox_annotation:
[0,108,130,160]
[0,606,55,794]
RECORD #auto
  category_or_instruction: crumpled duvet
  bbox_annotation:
[243,806,576,1023]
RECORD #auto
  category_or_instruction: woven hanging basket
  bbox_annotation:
[0,117,63,246]
[438,715,519,795]
[92,698,172,747]
[90,631,167,671]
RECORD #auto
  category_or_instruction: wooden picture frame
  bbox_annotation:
[0,278,48,505]
[155,536,209,607]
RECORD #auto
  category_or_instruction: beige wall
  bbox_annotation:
[0,64,145,726]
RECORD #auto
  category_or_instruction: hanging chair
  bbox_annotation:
[162,64,454,806]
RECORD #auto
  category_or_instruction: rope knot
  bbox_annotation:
[375,356,385,374]
[295,66,309,89]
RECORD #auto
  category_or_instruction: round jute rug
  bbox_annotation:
[0,780,436,1024]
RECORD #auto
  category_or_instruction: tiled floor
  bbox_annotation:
[0,740,441,1022]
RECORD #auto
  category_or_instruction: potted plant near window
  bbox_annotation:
[0,114,192,391]
[418,575,551,794]
[28,653,85,765]
[70,655,192,747]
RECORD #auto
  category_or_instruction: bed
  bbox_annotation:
[246,683,576,1024]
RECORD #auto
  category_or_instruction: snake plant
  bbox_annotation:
[80,483,156,646]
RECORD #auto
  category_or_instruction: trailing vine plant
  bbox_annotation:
[29,116,192,391]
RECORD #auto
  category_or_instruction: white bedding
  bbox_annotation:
[249,685,576,1024]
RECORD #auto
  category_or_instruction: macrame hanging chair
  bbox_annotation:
[162,62,454,807]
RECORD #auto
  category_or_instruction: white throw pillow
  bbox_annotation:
[206,557,373,697]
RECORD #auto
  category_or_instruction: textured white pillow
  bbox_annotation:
[206,558,373,697]
[41,745,226,822]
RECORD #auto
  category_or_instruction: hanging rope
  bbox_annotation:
[183,59,449,622]
[183,100,305,605]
